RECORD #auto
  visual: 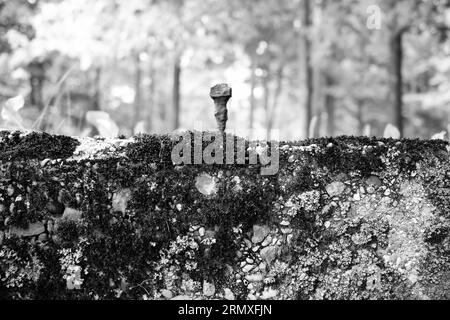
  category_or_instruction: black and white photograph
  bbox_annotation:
[1,0,450,311]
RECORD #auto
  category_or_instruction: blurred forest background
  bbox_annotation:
[1,0,450,140]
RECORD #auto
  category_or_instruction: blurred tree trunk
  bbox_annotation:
[249,54,257,137]
[312,64,322,138]
[158,55,166,129]
[267,64,284,140]
[92,66,101,110]
[147,54,155,132]
[28,60,45,111]
[301,0,313,138]
[356,99,365,135]
[134,53,142,128]
[324,75,335,136]
[389,29,406,138]
[262,73,270,138]
[172,52,181,130]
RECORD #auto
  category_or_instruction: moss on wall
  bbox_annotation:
[0,130,449,300]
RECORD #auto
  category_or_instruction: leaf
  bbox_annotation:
[1,95,25,129]
[383,124,400,139]
[86,111,119,138]
[308,116,318,138]
[431,131,446,140]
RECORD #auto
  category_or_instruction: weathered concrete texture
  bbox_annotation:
[1,130,450,300]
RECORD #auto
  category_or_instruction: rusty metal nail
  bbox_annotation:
[210,83,231,132]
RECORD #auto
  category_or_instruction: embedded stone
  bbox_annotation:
[325,181,346,197]
[7,185,14,196]
[195,173,217,196]
[40,158,51,167]
[112,188,131,213]
[161,289,173,299]
[171,295,192,300]
[62,208,82,221]
[251,224,270,244]
[10,222,45,237]
[261,287,278,300]
[38,233,48,242]
[47,220,54,234]
[245,273,263,282]
[47,200,65,216]
[260,246,278,264]
[259,262,267,271]
[242,264,255,273]
[224,288,235,300]
[286,234,293,244]
[203,280,215,296]
[366,176,382,187]
[261,236,272,247]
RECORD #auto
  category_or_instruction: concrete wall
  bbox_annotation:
[1,130,449,299]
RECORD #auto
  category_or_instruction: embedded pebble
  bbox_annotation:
[259,262,267,271]
[224,288,235,300]
[47,201,65,216]
[112,189,131,213]
[195,173,217,196]
[242,265,255,273]
[260,246,278,264]
[325,181,346,197]
[366,175,382,187]
[10,222,45,237]
[171,295,192,300]
[203,280,215,296]
[40,158,51,167]
[47,220,54,234]
[161,289,173,299]
[261,236,272,247]
[245,273,263,282]
[287,234,293,244]
[252,224,270,244]
[199,227,205,237]
[38,233,48,242]
[62,208,82,221]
